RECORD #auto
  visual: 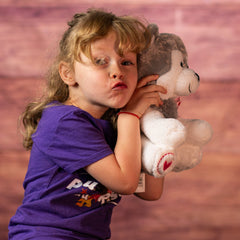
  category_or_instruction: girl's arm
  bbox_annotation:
[135,174,164,201]
[85,75,166,195]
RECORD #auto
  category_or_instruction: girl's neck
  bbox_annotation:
[64,99,108,119]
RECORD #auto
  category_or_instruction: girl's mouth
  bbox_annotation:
[112,82,128,90]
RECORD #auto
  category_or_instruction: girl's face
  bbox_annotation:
[67,31,138,118]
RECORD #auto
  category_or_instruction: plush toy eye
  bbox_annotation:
[180,62,184,68]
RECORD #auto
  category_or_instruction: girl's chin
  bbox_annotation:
[112,98,131,109]
[112,103,127,110]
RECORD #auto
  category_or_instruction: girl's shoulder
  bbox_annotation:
[40,101,112,133]
[34,102,89,140]
[44,101,84,120]
[42,101,97,126]
[43,102,112,127]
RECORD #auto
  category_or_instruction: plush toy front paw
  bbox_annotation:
[141,116,186,147]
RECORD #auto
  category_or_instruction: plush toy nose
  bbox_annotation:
[195,73,200,82]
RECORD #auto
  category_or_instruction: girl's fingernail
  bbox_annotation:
[162,88,167,93]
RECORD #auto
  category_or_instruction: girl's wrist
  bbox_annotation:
[117,111,140,120]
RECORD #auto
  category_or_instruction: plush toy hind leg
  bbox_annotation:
[141,135,176,178]
[179,119,213,146]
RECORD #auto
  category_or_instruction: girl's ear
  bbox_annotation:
[59,61,75,86]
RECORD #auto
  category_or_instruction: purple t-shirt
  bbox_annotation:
[9,103,121,240]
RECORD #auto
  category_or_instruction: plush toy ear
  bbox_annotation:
[147,24,159,38]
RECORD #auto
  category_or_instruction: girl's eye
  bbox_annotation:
[95,58,107,65]
[122,60,134,66]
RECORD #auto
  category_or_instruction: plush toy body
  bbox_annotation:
[138,24,213,178]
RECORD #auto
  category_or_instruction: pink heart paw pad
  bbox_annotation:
[157,153,174,175]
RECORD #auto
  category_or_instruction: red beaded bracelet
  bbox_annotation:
[117,111,140,119]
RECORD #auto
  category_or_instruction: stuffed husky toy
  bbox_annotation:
[138,24,213,178]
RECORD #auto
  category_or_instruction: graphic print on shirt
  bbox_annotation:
[66,178,120,208]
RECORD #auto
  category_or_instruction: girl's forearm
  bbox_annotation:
[114,113,142,192]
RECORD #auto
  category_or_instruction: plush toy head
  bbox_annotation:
[138,24,200,100]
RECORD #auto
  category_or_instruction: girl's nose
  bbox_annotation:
[110,65,123,80]
[110,72,123,80]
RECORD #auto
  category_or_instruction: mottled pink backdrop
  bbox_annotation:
[0,0,239,239]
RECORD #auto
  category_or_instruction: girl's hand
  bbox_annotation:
[122,75,167,118]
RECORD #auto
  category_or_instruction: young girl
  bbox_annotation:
[9,9,167,240]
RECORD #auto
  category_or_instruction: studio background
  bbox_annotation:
[0,0,239,239]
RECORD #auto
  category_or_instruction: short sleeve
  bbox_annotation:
[33,107,114,173]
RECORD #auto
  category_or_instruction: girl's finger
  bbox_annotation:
[137,75,159,88]
[138,83,167,94]
[156,85,167,94]
[140,91,163,108]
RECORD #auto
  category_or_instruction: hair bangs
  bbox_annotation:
[72,14,149,63]
[113,17,149,56]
